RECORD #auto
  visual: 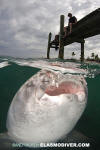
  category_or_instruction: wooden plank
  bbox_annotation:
[64,8,100,46]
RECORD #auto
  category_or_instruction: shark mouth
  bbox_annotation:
[45,81,84,96]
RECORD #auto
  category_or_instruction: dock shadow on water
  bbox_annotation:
[0,57,100,150]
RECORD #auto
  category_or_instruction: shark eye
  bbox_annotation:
[42,77,50,83]
[26,82,35,88]
[43,80,49,82]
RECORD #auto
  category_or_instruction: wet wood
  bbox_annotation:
[81,40,85,62]
[59,15,64,59]
[47,32,52,59]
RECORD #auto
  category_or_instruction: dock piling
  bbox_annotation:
[81,39,85,62]
[59,15,64,59]
[47,32,52,59]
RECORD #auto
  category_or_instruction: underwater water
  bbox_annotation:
[0,56,100,150]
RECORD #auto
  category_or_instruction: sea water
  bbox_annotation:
[0,56,100,149]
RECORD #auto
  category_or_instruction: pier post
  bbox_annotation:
[59,15,64,59]
[47,32,52,59]
[81,39,85,62]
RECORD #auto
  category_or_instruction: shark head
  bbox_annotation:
[6,69,87,144]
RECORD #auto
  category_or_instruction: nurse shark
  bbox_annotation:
[0,68,88,149]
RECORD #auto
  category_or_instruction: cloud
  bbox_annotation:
[0,0,100,58]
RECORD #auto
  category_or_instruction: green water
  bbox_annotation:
[0,57,100,149]
[0,63,40,132]
[76,76,100,142]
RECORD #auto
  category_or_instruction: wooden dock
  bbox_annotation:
[47,8,100,62]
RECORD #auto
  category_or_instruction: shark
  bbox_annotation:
[0,69,88,149]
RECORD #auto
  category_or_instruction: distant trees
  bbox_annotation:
[94,54,99,61]
[91,53,95,59]
[87,53,100,62]
[72,52,75,58]
[70,51,100,63]
[91,53,99,61]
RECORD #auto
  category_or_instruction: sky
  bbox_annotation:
[0,0,100,59]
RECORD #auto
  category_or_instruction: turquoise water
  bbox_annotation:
[0,56,100,149]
